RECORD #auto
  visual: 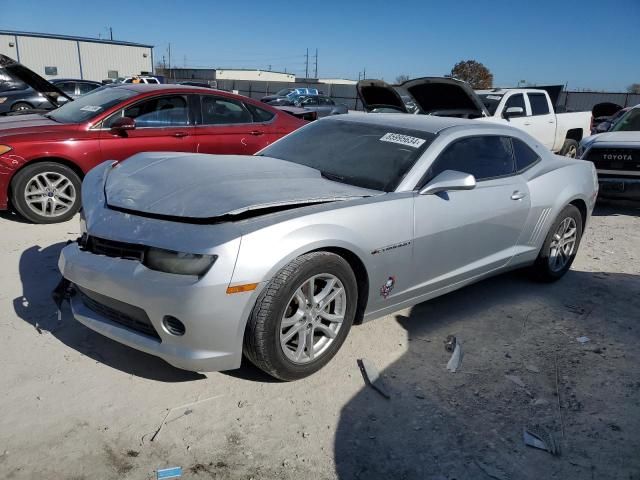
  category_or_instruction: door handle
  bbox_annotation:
[511,191,527,200]
[249,130,264,136]
[173,132,189,138]
[524,122,532,126]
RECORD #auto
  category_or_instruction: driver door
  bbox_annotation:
[411,135,531,294]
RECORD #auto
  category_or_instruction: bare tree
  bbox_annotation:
[450,60,493,89]
[628,83,640,94]
[395,74,410,84]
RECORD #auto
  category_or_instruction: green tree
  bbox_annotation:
[450,60,493,89]
[395,74,410,84]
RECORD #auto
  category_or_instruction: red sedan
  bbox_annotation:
[0,83,305,223]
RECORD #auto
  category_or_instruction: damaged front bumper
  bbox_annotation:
[58,241,261,372]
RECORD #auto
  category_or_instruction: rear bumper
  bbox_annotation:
[59,242,261,372]
[598,176,640,200]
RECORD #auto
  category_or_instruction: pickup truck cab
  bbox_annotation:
[477,88,590,157]
[356,78,591,157]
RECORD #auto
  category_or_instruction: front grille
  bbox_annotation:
[585,147,640,173]
[85,236,146,261]
[77,286,161,341]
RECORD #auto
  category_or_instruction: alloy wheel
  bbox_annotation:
[280,273,346,364]
[23,171,77,218]
[548,217,577,272]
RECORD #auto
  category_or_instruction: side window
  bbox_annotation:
[504,94,526,117]
[301,97,318,106]
[58,82,77,95]
[105,95,189,128]
[512,138,540,172]
[319,97,334,106]
[246,103,275,122]
[78,82,99,95]
[528,93,550,115]
[201,96,253,125]
[427,136,515,182]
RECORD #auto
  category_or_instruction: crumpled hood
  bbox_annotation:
[104,152,379,219]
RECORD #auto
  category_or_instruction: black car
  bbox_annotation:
[260,88,296,103]
[0,69,98,114]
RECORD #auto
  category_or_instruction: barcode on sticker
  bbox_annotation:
[380,133,426,148]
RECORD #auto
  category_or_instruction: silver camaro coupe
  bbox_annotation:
[57,114,598,380]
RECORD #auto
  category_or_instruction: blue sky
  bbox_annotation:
[3,0,639,91]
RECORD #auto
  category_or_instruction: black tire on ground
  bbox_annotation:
[560,138,579,158]
[243,251,358,381]
[10,102,33,112]
[532,204,583,282]
[11,162,82,224]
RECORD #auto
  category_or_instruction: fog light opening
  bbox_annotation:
[162,316,185,336]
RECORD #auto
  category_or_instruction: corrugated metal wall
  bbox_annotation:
[558,91,640,111]
[0,34,19,59]
[79,42,152,82]
[16,36,81,79]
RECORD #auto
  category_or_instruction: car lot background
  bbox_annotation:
[0,201,639,480]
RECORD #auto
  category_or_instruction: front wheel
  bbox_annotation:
[10,102,33,112]
[243,252,358,381]
[11,162,82,224]
[532,205,583,281]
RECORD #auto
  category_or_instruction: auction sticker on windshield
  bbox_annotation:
[79,105,102,112]
[380,133,426,148]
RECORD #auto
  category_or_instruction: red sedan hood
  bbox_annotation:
[0,113,75,140]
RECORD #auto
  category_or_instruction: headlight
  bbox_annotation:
[144,247,217,276]
[0,97,7,104]
[0,145,12,155]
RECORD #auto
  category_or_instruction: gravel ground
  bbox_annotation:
[0,200,638,480]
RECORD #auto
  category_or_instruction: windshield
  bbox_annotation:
[610,108,640,132]
[257,120,435,191]
[477,94,503,115]
[46,87,137,124]
[276,89,291,96]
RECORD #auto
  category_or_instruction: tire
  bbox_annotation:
[532,205,583,282]
[560,139,579,158]
[10,102,33,112]
[244,251,358,381]
[11,162,82,224]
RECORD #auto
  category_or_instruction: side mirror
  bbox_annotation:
[504,106,524,119]
[110,116,136,134]
[419,170,476,195]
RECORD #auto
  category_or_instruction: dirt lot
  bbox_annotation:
[0,200,639,480]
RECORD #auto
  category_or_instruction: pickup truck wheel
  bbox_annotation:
[560,139,579,158]
[532,205,583,282]
[244,252,358,381]
[11,162,82,224]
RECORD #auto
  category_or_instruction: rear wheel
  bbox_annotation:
[11,162,82,224]
[243,252,358,381]
[10,102,33,112]
[560,139,579,158]
[532,205,583,281]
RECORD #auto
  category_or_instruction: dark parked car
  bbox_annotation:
[50,79,102,99]
[294,95,348,117]
[260,88,295,103]
[0,54,306,224]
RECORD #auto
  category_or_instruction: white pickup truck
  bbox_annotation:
[357,78,592,157]
[476,88,591,157]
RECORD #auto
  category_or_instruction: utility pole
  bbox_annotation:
[168,43,172,80]
[305,48,309,79]
[314,49,318,78]
[363,67,366,79]
[109,27,113,40]
[162,55,166,70]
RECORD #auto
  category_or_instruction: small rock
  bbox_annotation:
[302,432,310,439]
[526,364,540,373]
[415,393,426,399]
[533,398,549,406]
[576,336,590,344]
[505,375,525,388]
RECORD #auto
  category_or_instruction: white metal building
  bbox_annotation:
[0,30,153,82]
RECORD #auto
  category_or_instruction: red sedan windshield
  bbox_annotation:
[46,87,136,124]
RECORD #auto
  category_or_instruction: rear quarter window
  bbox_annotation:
[512,138,540,172]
